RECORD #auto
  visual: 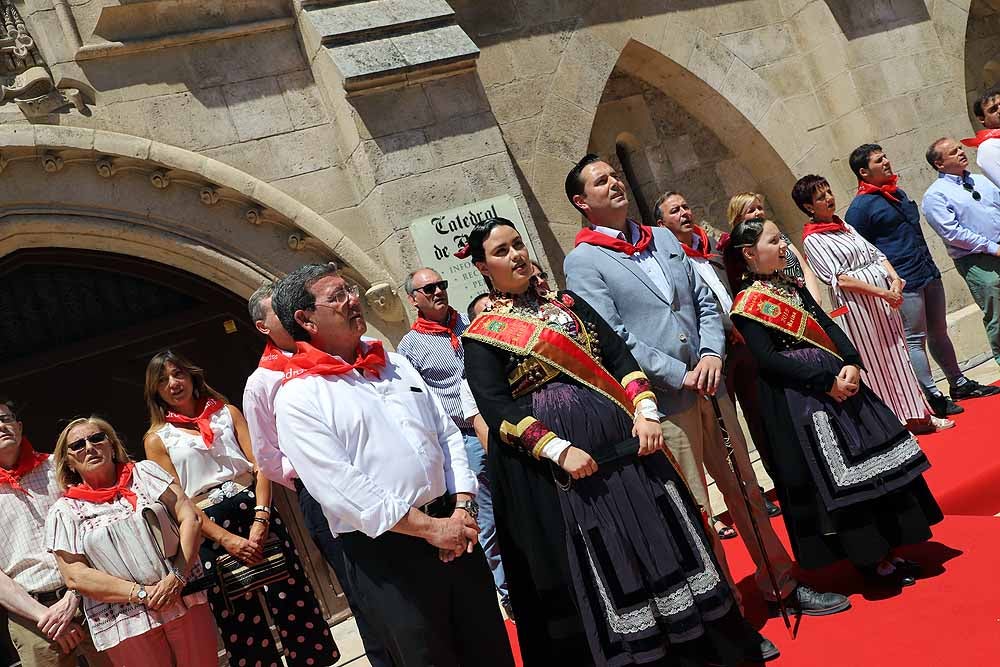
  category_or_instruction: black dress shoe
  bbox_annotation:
[927,392,964,417]
[754,636,780,662]
[891,558,922,579]
[861,565,916,588]
[950,380,1000,401]
[774,584,851,616]
[760,486,782,517]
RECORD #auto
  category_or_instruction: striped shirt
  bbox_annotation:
[804,225,929,422]
[397,313,472,430]
[0,457,66,593]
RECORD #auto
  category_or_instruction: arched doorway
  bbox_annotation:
[0,248,261,452]
[0,249,352,665]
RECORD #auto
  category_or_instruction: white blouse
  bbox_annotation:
[156,405,254,498]
[46,460,208,651]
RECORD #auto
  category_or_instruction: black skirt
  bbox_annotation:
[491,380,760,667]
[756,349,943,569]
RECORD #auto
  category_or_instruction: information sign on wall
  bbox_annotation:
[408,195,537,313]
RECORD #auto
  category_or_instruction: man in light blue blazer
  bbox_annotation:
[562,154,850,618]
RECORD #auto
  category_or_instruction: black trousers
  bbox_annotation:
[338,529,515,667]
[296,481,395,667]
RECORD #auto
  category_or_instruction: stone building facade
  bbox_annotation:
[0,0,998,649]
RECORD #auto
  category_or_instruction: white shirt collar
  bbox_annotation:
[591,220,641,244]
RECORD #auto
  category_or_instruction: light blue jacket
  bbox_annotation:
[564,226,726,416]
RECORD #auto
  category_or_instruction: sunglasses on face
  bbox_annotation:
[0,414,17,425]
[415,280,449,296]
[963,182,982,201]
[535,271,549,280]
[67,431,108,453]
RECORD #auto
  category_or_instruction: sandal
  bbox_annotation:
[713,517,738,540]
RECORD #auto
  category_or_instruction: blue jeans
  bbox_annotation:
[897,278,964,392]
[463,433,508,600]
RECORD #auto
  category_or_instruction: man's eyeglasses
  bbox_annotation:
[535,271,549,280]
[314,284,361,308]
[67,431,108,453]
[415,280,449,296]
[0,414,17,425]
[963,182,982,201]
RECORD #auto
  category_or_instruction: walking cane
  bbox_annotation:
[708,395,794,636]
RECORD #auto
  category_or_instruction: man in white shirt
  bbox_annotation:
[243,282,394,667]
[270,264,514,667]
[963,86,1000,189]
[0,399,109,667]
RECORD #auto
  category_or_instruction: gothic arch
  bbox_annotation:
[0,125,405,334]
[526,16,807,243]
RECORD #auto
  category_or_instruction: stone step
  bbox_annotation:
[305,0,457,45]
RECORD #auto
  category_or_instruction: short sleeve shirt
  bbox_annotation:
[0,458,64,593]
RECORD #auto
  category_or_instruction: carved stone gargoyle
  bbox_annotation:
[0,2,91,118]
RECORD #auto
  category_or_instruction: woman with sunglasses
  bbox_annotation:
[45,417,217,666]
[142,351,338,667]
[462,217,774,667]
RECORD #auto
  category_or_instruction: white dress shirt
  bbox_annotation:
[274,347,477,538]
[976,138,1000,190]
[592,221,674,302]
[688,235,734,312]
[0,458,64,593]
[244,353,296,490]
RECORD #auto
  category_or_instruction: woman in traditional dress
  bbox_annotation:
[792,175,954,435]
[461,217,774,667]
[722,218,943,589]
[142,351,339,667]
[727,192,822,302]
[46,416,218,667]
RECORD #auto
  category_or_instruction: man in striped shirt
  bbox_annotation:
[397,268,509,614]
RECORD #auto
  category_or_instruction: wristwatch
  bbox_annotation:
[454,498,479,521]
[135,586,148,603]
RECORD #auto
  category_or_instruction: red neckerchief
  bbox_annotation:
[802,216,849,241]
[857,174,900,204]
[680,225,716,260]
[282,340,387,385]
[574,222,653,256]
[961,129,1000,148]
[165,398,225,448]
[258,340,291,372]
[411,307,460,350]
[0,438,49,494]
[65,462,137,510]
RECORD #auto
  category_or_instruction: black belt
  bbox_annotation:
[30,587,67,606]
[418,494,453,519]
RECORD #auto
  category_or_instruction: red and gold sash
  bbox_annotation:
[731,284,841,359]
[463,313,635,417]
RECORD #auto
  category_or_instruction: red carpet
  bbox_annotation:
[720,390,1000,665]
[913,389,1000,517]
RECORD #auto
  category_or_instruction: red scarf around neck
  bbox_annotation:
[0,438,49,494]
[65,462,137,510]
[856,174,900,203]
[258,340,291,372]
[282,340,387,385]
[165,398,225,447]
[575,222,653,256]
[680,225,716,260]
[961,129,1000,149]
[411,307,461,350]
[802,216,849,241]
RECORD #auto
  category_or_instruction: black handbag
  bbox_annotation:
[184,534,290,611]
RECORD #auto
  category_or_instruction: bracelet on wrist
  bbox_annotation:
[127,583,136,604]
[252,517,270,525]
[170,568,187,586]
[253,505,271,514]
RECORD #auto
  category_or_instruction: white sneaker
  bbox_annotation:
[930,416,955,431]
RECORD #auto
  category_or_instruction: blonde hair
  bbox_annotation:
[143,350,227,437]
[53,417,131,489]
[726,192,765,229]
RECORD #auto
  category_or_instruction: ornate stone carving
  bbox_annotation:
[95,157,117,178]
[199,186,220,206]
[41,152,63,173]
[150,169,170,189]
[0,3,91,118]
[365,282,404,322]
[287,233,306,251]
[245,207,264,225]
